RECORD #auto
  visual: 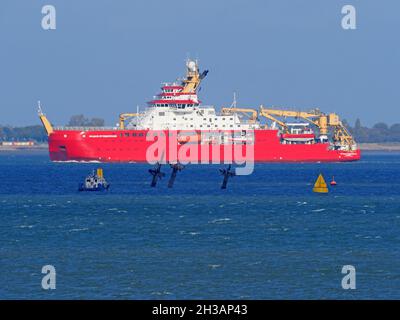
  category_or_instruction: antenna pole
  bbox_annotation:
[37,100,43,115]
[230,92,237,109]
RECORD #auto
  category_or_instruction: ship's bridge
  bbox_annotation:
[148,83,200,109]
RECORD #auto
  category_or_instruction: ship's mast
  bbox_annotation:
[230,92,237,109]
[181,59,208,93]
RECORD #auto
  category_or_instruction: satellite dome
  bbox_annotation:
[187,60,197,72]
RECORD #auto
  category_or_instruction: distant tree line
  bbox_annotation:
[346,119,400,143]
[1,116,400,143]
[0,115,105,143]
[0,125,48,142]
[67,114,105,127]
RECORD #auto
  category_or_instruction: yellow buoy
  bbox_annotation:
[313,173,328,193]
[97,168,103,178]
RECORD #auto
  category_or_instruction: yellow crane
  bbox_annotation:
[38,102,53,135]
[221,107,258,123]
[119,113,140,130]
[258,106,355,148]
[259,106,328,134]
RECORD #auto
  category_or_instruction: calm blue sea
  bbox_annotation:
[0,151,399,299]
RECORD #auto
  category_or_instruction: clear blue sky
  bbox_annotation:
[0,0,399,126]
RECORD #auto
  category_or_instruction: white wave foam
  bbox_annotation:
[69,227,89,232]
[151,291,172,296]
[180,231,200,236]
[210,218,231,224]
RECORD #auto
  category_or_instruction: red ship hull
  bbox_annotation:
[47,129,361,162]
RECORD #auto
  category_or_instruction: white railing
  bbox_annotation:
[54,126,118,131]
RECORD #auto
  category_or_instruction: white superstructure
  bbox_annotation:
[125,60,260,131]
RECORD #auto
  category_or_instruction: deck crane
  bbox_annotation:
[119,113,140,130]
[38,102,54,136]
[220,92,258,124]
[258,106,356,150]
[220,107,258,124]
